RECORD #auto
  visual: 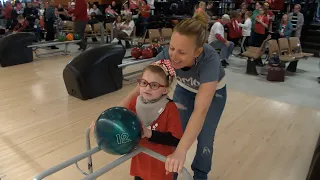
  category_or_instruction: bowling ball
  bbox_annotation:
[142,48,153,59]
[58,35,66,42]
[73,34,80,40]
[94,107,142,155]
[66,33,74,41]
[131,47,142,59]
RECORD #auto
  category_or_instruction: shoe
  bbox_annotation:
[222,60,229,66]
[221,60,227,68]
[51,46,59,49]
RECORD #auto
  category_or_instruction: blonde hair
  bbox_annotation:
[199,1,206,9]
[173,10,209,48]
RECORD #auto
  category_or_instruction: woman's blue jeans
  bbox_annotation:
[173,85,227,180]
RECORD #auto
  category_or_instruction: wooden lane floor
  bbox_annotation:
[0,56,319,180]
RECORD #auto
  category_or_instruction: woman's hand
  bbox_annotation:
[165,149,187,174]
[90,121,95,133]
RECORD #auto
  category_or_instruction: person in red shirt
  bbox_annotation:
[138,0,150,36]
[4,1,13,29]
[254,7,269,47]
[13,15,30,33]
[73,0,88,51]
[127,60,183,180]
[264,2,274,31]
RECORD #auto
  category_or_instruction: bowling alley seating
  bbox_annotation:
[160,28,172,43]
[278,38,314,60]
[288,37,314,59]
[268,40,296,62]
[241,37,269,75]
[63,43,126,100]
[0,32,36,67]
[137,28,172,46]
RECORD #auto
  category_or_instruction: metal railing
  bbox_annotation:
[34,127,192,180]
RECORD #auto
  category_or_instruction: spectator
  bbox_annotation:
[68,2,75,16]
[239,2,248,22]
[286,4,304,73]
[226,10,242,46]
[253,7,268,47]
[89,4,102,16]
[278,14,292,38]
[45,0,58,49]
[206,1,215,17]
[249,1,263,46]
[4,1,13,29]
[288,4,304,38]
[113,14,135,48]
[111,1,121,14]
[113,15,123,29]
[208,14,234,68]
[23,2,38,20]
[39,3,45,17]
[122,4,132,16]
[13,15,30,33]
[105,5,118,17]
[264,2,273,31]
[139,0,150,36]
[87,2,91,15]
[238,11,252,53]
[56,4,68,20]
[73,0,88,51]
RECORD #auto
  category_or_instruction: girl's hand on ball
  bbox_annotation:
[141,125,152,138]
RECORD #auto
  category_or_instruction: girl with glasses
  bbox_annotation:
[91,60,183,180]
[129,59,183,180]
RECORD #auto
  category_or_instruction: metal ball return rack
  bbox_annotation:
[33,127,193,180]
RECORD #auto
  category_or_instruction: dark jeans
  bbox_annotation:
[75,20,87,50]
[45,19,55,42]
[254,33,266,47]
[173,85,227,180]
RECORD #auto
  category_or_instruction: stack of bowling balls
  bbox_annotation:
[57,33,81,42]
[131,43,165,60]
[94,107,142,155]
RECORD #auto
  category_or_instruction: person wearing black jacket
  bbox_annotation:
[45,0,58,49]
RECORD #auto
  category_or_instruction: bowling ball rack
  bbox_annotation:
[33,127,193,180]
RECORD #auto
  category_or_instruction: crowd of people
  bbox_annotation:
[0,0,149,50]
[206,1,305,70]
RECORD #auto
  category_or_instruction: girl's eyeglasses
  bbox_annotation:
[137,79,165,90]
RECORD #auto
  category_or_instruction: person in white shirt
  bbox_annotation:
[238,11,252,53]
[112,14,135,47]
[208,14,234,68]
[89,4,102,16]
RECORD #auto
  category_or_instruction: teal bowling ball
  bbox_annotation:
[94,107,142,155]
